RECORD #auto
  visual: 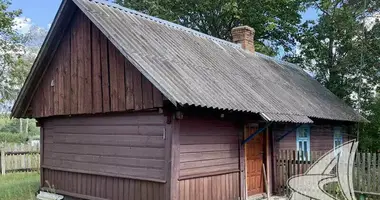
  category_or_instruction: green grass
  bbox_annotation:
[0,172,40,200]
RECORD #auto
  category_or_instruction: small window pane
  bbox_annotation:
[299,128,308,138]
[303,141,307,154]
[334,127,343,148]
[335,140,342,147]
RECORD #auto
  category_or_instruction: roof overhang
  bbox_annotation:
[260,112,313,124]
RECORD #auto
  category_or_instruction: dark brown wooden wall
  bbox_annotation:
[42,112,166,182]
[43,168,165,200]
[179,117,240,179]
[273,124,349,153]
[178,172,240,200]
[30,10,163,118]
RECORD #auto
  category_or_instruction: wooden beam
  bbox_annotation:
[239,127,247,199]
[41,188,108,200]
[266,127,272,196]
[40,125,44,187]
[167,114,180,200]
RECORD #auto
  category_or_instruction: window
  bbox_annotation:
[334,127,343,154]
[296,125,310,161]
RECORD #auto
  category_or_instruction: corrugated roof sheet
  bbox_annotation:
[11,0,365,123]
[73,0,364,122]
[260,113,313,124]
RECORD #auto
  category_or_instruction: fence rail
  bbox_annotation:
[274,150,380,197]
[0,143,40,175]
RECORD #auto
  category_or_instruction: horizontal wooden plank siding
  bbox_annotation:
[179,117,239,179]
[30,10,163,118]
[273,124,349,152]
[178,172,240,200]
[42,112,166,182]
[43,168,165,200]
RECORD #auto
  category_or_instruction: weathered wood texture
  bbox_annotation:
[30,10,163,118]
[42,112,166,182]
[178,172,240,200]
[43,168,165,200]
[273,124,349,152]
[0,144,40,174]
[179,117,240,179]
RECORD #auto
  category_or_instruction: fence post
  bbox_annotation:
[1,149,5,175]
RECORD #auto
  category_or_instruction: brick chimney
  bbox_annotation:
[231,26,255,53]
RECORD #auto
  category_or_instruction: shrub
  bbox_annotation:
[0,132,29,143]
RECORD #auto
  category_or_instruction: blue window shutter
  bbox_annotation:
[296,124,310,160]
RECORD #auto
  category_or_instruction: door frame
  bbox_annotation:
[242,123,273,198]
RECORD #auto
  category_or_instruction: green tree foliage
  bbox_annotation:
[0,0,23,103]
[286,0,379,151]
[360,97,380,151]
[114,0,306,56]
[286,0,380,108]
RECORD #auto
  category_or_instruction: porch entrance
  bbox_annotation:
[244,125,265,196]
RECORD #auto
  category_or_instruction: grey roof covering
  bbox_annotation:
[11,0,365,123]
[260,113,313,124]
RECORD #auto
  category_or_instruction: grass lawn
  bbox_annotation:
[0,172,39,200]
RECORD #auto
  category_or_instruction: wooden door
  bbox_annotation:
[245,125,265,196]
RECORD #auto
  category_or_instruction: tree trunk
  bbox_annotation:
[19,119,22,133]
[26,118,29,135]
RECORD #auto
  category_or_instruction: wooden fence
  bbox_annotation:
[0,143,40,175]
[274,150,380,197]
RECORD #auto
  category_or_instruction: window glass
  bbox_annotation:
[297,125,310,161]
[334,127,343,150]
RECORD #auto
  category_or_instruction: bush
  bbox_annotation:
[0,117,39,136]
[0,132,29,143]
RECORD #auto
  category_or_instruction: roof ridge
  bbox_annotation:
[256,52,301,71]
[88,0,303,71]
[89,0,240,48]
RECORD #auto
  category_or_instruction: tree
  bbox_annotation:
[0,0,23,103]
[360,97,380,151]
[114,0,307,56]
[286,0,380,109]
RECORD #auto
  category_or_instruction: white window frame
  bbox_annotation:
[334,126,343,155]
[296,124,311,161]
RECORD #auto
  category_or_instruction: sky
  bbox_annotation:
[9,0,320,34]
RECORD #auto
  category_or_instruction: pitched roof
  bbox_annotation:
[11,0,365,123]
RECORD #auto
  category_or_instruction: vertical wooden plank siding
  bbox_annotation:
[82,14,93,114]
[125,60,135,110]
[70,10,79,114]
[29,10,163,118]
[62,32,71,115]
[76,12,85,114]
[178,172,240,200]
[133,67,143,110]
[100,32,110,113]
[43,168,165,200]
[91,24,102,113]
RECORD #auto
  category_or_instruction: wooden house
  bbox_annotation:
[11,0,364,199]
